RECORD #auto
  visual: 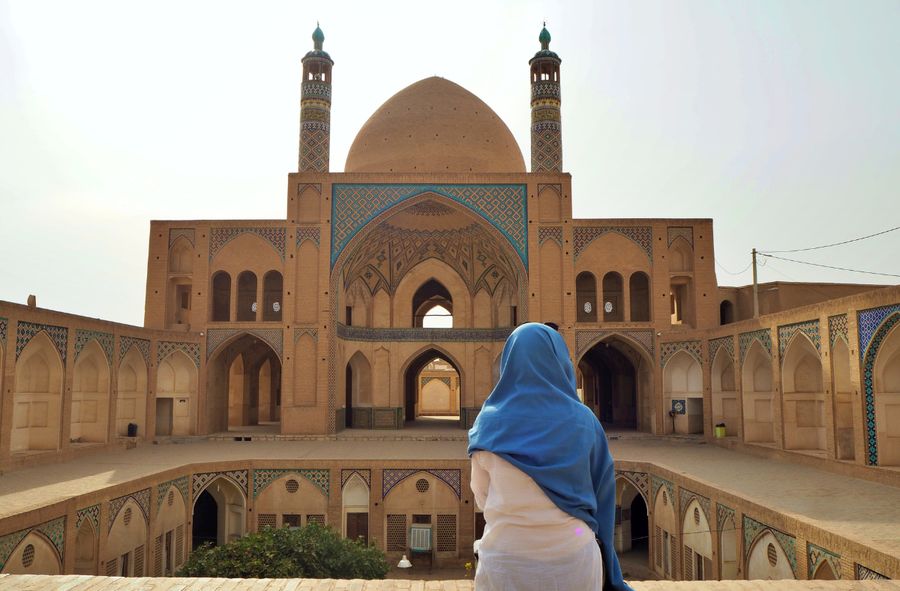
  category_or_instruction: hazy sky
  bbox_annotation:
[1,0,897,326]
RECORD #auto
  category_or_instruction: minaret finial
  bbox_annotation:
[539,23,551,51]
[312,23,325,51]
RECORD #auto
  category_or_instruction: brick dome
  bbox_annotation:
[344,77,525,173]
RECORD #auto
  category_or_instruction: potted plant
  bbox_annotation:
[714,422,727,438]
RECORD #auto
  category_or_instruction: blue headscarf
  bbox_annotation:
[468,323,633,591]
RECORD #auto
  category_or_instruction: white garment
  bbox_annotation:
[471,451,603,591]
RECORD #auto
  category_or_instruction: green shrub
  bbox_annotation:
[177,522,389,579]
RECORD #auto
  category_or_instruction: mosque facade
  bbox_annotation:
[0,25,898,582]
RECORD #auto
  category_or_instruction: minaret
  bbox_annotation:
[529,24,562,172]
[298,24,334,172]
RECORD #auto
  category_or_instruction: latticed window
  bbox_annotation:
[670,535,679,578]
[683,546,694,580]
[258,513,277,529]
[436,515,457,552]
[153,535,163,576]
[387,514,407,551]
[306,514,326,526]
[175,525,184,567]
[105,558,118,577]
[655,527,662,567]
[134,545,145,577]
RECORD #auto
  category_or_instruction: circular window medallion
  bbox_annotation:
[273,301,281,312]
[604,301,614,313]
[285,479,300,493]
[693,507,701,526]
[767,543,778,566]
[21,544,35,567]
[251,302,258,313]
[123,507,133,526]
[415,478,430,493]
[168,491,175,506]
[583,302,592,314]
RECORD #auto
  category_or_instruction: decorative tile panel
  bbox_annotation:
[341,469,371,488]
[0,517,66,571]
[338,324,512,343]
[168,228,195,247]
[659,340,702,367]
[573,226,653,260]
[108,489,150,532]
[192,470,249,500]
[857,564,890,580]
[330,184,528,268]
[807,543,841,579]
[575,329,654,359]
[209,227,287,261]
[75,504,100,530]
[0,317,6,346]
[777,320,821,365]
[743,515,796,575]
[252,469,329,498]
[716,503,735,529]
[421,376,452,387]
[294,328,319,343]
[858,304,900,359]
[679,488,710,522]
[651,475,674,504]
[156,476,189,511]
[157,341,201,368]
[538,226,562,246]
[828,314,848,347]
[383,469,461,499]
[119,336,151,366]
[206,328,283,361]
[615,470,650,502]
[861,311,900,465]
[74,329,114,364]
[667,226,693,247]
[739,328,772,363]
[16,321,68,362]
[708,336,735,364]
[296,226,321,247]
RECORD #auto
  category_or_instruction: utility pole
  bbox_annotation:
[752,248,759,318]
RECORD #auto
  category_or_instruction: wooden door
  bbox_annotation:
[346,512,368,544]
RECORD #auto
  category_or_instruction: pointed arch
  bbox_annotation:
[869,317,900,465]
[711,346,739,436]
[12,332,64,452]
[191,475,246,548]
[168,236,194,274]
[681,498,712,580]
[668,236,693,272]
[782,332,825,451]
[117,347,148,437]
[746,529,795,580]
[831,336,855,460]
[74,518,97,574]
[652,486,677,579]
[210,271,232,321]
[342,472,370,542]
[156,350,197,437]
[663,350,703,434]
[105,498,149,576]
[1,531,61,575]
[576,271,598,323]
[71,339,110,444]
[742,340,774,444]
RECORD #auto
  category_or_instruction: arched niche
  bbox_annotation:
[295,240,319,324]
[681,499,712,580]
[255,473,328,530]
[71,340,110,444]
[192,476,246,549]
[343,278,371,328]
[831,338,855,460]
[473,288,492,328]
[394,260,470,328]
[402,347,463,425]
[719,513,739,579]
[711,347,739,436]
[155,351,197,437]
[746,530,795,580]
[491,278,518,328]
[168,237,193,274]
[663,350,703,434]
[342,473,370,543]
[154,485,188,576]
[614,477,648,560]
[668,237,693,272]
[741,341,774,444]
[813,559,838,580]
[74,519,97,575]
[1,531,61,575]
[873,322,900,466]
[293,333,318,407]
[262,270,283,322]
[629,272,650,322]
[652,486,677,579]
[383,472,459,557]
[411,278,454,328]
[720,300,735,325]
[105,498,148,576]
[782,334,825,451]
[210,271,231,321]
[12,332,64,452]
[576,271,598,322]
[236,271,258,321]
[602,272,624,322]
[344,350,373,428]
[539,239,562,322]
[117,347,148,437]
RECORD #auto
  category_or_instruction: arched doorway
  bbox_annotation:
[206,334,282,433]
[615,477,649,578]
[578,337,652,431]
[191,477,246,549]
[413,279,453,327]
[404,348,462,426]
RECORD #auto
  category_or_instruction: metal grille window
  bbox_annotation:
[153,535,163,576]
[436,515,457,552]
[386,514,407,551]
[283,514,301,528]
[306,514,326,526]
[258,513,277,529]
[134,545,145,577]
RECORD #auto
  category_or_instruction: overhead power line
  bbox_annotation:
[757,253,900,278]
[716,259,752,276]
[759,225,900,254]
